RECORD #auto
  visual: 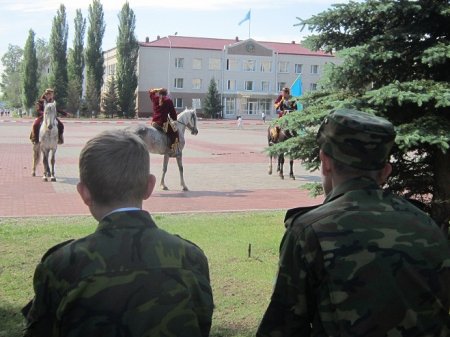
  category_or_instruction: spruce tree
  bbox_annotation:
[203,78,222,119]
[22,29,38,112]
[102,75,119,118]
[85,0,105,115]
[276,0,450,225]
[116,2,138,118]
[49,4,69,109]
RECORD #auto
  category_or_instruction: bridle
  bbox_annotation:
[176,110,197,133]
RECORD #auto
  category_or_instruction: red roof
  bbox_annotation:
[139,35,333,57]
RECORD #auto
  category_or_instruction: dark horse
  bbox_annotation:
[267,125,295,180]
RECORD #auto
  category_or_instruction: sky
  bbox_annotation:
[0,0,347,74]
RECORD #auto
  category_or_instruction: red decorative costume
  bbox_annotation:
[149,88,179,151]
[30,95,66,144]
[274,94,297,118]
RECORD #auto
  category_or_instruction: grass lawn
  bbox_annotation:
[0,211,286,337]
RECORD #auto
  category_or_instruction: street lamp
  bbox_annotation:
[167,35,172,90]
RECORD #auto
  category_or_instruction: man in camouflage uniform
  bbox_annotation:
[22,129,214,337]
[257,109,450,336]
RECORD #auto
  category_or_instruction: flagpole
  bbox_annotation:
[248,18,251,38]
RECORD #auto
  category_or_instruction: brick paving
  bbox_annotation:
[0,116,323,217]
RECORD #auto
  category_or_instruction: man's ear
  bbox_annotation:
[143,174,156,200]
[77,182,92,206]
[319,150,332,176]
[377,163,392,185]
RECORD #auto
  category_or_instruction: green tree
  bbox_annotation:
[101,75,119,118]
[0,44,23,108]
[67,8,86,114]
[116,2,138,118]
[276,0,450,225]
[49,4,69,109]
[35,38,51,96]
[85,0,105,115]
[203,78,222,118]
[22,29,39,113]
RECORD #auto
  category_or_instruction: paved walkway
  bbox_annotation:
[0,116,323,217]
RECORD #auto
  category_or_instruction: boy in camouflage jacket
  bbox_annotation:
[257,109,450,336]
[23,129,214,337]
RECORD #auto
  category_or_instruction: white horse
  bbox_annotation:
[32,101,58,181]
[130,108,199,191]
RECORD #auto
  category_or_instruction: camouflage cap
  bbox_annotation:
[317,109,396,170]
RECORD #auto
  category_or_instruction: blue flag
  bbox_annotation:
[290,75,303,97]
[238,10,251,25]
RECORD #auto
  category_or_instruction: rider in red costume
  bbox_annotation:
[149,88,179,154]
[30,88,67,145]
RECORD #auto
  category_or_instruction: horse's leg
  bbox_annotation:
[289,159,295,180]
[160,154,170,190]
[32,143,40,176]
[278,154,285,180]
[268,154,273,175]
[176,154,188,191]
[42,151,49,182]
[50,149,56,182]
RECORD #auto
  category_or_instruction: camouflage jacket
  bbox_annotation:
[257,177,450,337]
[23,210,214,337]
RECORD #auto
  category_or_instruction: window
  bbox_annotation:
[227,80,236,91]
[244,81,253,91]
[223,97,236,115]
[310,83,318,91]
[107,64,116,75]
[226,58,239,71]
[192,58,202,70]
[174,98,183,108]
[260,99,272,114]
[174,78,184,89]
[261,81,270,92]
[295,63,303,74]
[311,65,319,74]
[243,60,256,72]
[192,79,202,90]
[277,82,286,92]
[209,58,221,70]
[175,58,184,69]
[260,60,272,72]
[278,61,289,73]
[192,98,201,109]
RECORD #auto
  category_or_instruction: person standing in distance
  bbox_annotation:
[23,129,214,337]
[257,109,450,336]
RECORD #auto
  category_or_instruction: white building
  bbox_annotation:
[103,35,336,119]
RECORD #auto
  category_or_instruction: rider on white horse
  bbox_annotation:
[149,88,180,156]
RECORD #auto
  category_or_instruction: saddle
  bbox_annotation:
[270,126,282,142]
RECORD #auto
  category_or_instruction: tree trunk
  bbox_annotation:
[432,149,450,229]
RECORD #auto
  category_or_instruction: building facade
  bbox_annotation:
[103,35,336,119]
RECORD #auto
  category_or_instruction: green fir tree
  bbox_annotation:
[203,78,222,119]
[274,0,450,226]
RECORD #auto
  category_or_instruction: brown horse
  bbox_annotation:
[267,125,295,180]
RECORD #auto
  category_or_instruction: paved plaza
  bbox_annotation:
[0,116,323,217]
